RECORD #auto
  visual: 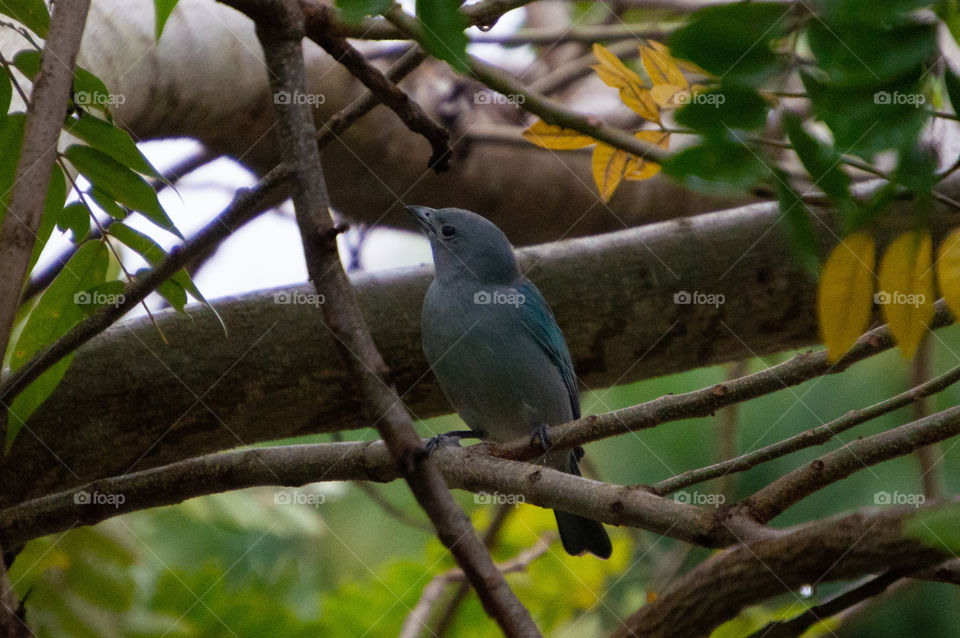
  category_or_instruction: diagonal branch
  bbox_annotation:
[236,1,539,634]
[0,0,91,403]
[651,360,960,496]
[612,503,956,638]
[0,164,293,408]
[741,400,960,523]
[299,2,451,170]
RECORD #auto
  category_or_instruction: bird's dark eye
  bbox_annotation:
[440,225,456,238]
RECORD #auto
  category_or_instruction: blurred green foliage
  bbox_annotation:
[10,325,960,636]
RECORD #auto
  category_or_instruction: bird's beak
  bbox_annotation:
[405,205,436,235]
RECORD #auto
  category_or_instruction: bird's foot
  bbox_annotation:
[530,423,552,453]
[424,429,486,455]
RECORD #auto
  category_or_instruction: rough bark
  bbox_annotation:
[3,178,957,509]
[0,0,751,244]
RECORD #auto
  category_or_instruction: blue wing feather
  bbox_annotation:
[514,278,580,420]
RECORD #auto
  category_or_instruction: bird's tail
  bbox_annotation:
[553,449,612,559]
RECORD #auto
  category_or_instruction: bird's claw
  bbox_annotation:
[424,430,486,455]
[530,423,552,453]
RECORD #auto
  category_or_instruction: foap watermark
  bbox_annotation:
[674,490,725,507]
[74,489,125,508]
[874,91,925,107]
[668,90,725,108]
[274,489,326,507]
[74,90,126,107]
[74,290,125,307]
[874,490,925,507]
[874,291,925,308]
[674,290,725,308]
[474,91,525,106]
[274,90,326,105]
[475,491,525,506]
[474,289,525,307]
[274,290,325,307]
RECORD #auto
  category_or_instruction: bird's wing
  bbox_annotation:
[514,278,580,420]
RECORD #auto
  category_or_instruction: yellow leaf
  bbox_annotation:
[591,43,660,123]
[521,119,596,150]
[937,227,960,321]
[818,233,875,362]
[592,143,629,202]
[878,230,935,359]
[651,84,688,108]
[619,86,660,122]
[641,41,687,88]
[624,131,670,181]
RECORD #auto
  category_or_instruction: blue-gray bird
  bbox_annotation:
[408,205,612,559]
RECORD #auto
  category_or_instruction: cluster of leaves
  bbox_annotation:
[518,0,954,362]
[0,0,214,448]
[521,42,696,202]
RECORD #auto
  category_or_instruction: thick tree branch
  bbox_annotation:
[0,441,734,550]
[0,0,91,379]
[7,186,960,508]
[612,504,955,638]
[236,1,539,634]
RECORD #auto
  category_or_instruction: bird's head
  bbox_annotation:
[406,206,520,285]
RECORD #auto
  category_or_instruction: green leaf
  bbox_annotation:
[65,112,159,177]
[0,0,50,37]
[7,241,109,448]
[824,0,938,26]
[108,221,167,266]
[782,112,853,210]
[154,0,180,41]
[674,85,768,134]
[336,0,392,23]
[667,2,791,85]
[0,113,26,221]
[27,163,66,272]
[774,177,819,276]
[64,145,181,238]
[944,68,960,116]
[12,50,40,78]
[416,0,469,73]
[0,66,12,116]
[72,65,119,116]
[807,20,936,88]
[157,278,187,311]
[88,186,128,221]
[57,201,91,242]
[801,69,928,158]
[663,140,769,194]
[74,280,126,316]
[904,503,960,553]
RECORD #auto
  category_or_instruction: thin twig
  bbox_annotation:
[383,6,671,165]
[300,4,450,170]
[400,536,552,638]
[0,165,293,408]
[316,44,427,150]
[652,358,960,496]
[745,570,909,638]
[741,399,960,523]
